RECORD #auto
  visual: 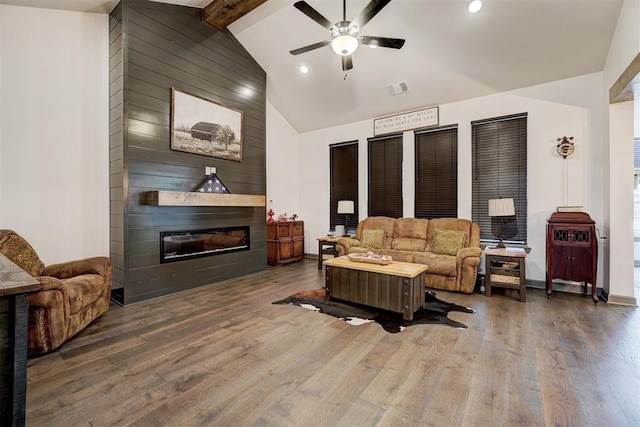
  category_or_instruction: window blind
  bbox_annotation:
[330,141,358,230]
[368,134,403,218]
[472,113,527,244]
[415,125,458,219]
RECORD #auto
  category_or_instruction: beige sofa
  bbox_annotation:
[335,217,482,293]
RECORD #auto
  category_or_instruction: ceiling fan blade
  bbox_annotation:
[342,55,353,71]
[359,36,405,49]
[289,40,331,55]
[352,0,393,30]
[294,1,336,31]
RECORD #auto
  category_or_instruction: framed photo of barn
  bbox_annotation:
[170,88,243,161]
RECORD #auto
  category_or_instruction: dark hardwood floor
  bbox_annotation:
[26,259,640,426]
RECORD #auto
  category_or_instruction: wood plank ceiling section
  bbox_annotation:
[202,0,268,31]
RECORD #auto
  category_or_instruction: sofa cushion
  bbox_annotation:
[431,228,467,256]
[392,237,426,252]
[413,252,457,276]
[0,229,45,277]
[379,249,415,263]
[361,229,386,249]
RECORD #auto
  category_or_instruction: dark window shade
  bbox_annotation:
[415,126,458,219]
[472,114,527,244]
[368,135,403,218]
[330,141,358,230]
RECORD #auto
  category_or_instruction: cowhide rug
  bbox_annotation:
[272,289,475,333]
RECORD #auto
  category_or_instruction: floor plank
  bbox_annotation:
[26,259,640,426]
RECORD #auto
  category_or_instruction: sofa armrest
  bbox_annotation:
[41,256,112,280]
[335,237,361,256]
[28,276,70,354]
[456,247,482,263]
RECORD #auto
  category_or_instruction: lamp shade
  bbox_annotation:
[337,200,355,214]
[488,198,515,217]
[331,35,358,56]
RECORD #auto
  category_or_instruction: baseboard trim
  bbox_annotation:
[600,291,637,307]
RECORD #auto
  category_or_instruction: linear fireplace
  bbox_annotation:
[160,226,250,263]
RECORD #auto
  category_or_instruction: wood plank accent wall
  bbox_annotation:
[109,0,267,305]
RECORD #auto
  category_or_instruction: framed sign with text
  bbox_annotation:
[373,106,439,136]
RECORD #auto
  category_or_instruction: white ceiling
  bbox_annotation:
[1,0,623,132]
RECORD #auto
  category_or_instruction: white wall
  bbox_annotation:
[294,73,606,285]
[601,0,640,303]
[0,5,109,264]
[266,99,300,218]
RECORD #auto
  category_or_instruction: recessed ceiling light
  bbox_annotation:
[299,65,309,74]
[468,0,482,13]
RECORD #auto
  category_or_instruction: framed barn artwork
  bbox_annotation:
[170,87,243,161]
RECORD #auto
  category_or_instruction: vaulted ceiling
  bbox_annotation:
[1,0,624,132]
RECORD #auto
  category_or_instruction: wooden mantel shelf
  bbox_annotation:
[147,191,265,207]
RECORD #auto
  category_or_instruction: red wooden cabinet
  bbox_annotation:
[267,221,304,265]
[546,212,598,305]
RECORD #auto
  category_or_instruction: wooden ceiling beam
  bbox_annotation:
[203,0,268,31]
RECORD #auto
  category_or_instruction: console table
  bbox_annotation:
[0,253,41,427]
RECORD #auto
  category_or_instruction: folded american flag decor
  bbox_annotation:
[192,173,231,194]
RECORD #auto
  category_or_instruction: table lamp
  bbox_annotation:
[337,200,354,236]
[488,198,515,248]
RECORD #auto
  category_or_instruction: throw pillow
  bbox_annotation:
[431,228,467,256]
[361,229,386,249]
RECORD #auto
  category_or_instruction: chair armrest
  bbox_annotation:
[42,256,112,280]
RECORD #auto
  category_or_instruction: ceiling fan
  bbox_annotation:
[289,0,405,72]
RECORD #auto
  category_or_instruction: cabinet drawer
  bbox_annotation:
[292,222,304,237]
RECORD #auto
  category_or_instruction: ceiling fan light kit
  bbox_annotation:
[332,35,359,56]
[468,0,483,13]
[290,0,405,72]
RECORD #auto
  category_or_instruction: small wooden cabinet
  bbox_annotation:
[267,221,304,265]
[546,212,598,305]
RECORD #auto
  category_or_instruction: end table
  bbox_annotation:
[317,236,340,269]
[484,247,527,302]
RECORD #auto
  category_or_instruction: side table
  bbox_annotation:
[484,247,527,302]
[317,236,340,270]
[0,253,41,426]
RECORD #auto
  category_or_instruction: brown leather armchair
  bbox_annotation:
[0,230,112,355]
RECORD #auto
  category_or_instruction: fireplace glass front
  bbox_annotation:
[160,226,249,263]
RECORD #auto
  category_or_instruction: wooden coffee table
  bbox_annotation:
[323,256,428,321]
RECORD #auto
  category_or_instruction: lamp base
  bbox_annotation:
[495,241,506,249]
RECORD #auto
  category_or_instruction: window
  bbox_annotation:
[368,134,403,218]
[415,125,458,218]
[330,141,358,231]
[472,113,527,244]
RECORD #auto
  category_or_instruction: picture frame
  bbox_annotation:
[170,87,243,161]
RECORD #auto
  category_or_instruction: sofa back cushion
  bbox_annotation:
[431,228,467,256]
[355,217,396,248]
[0,229,45,277]
[393,217,429,240]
